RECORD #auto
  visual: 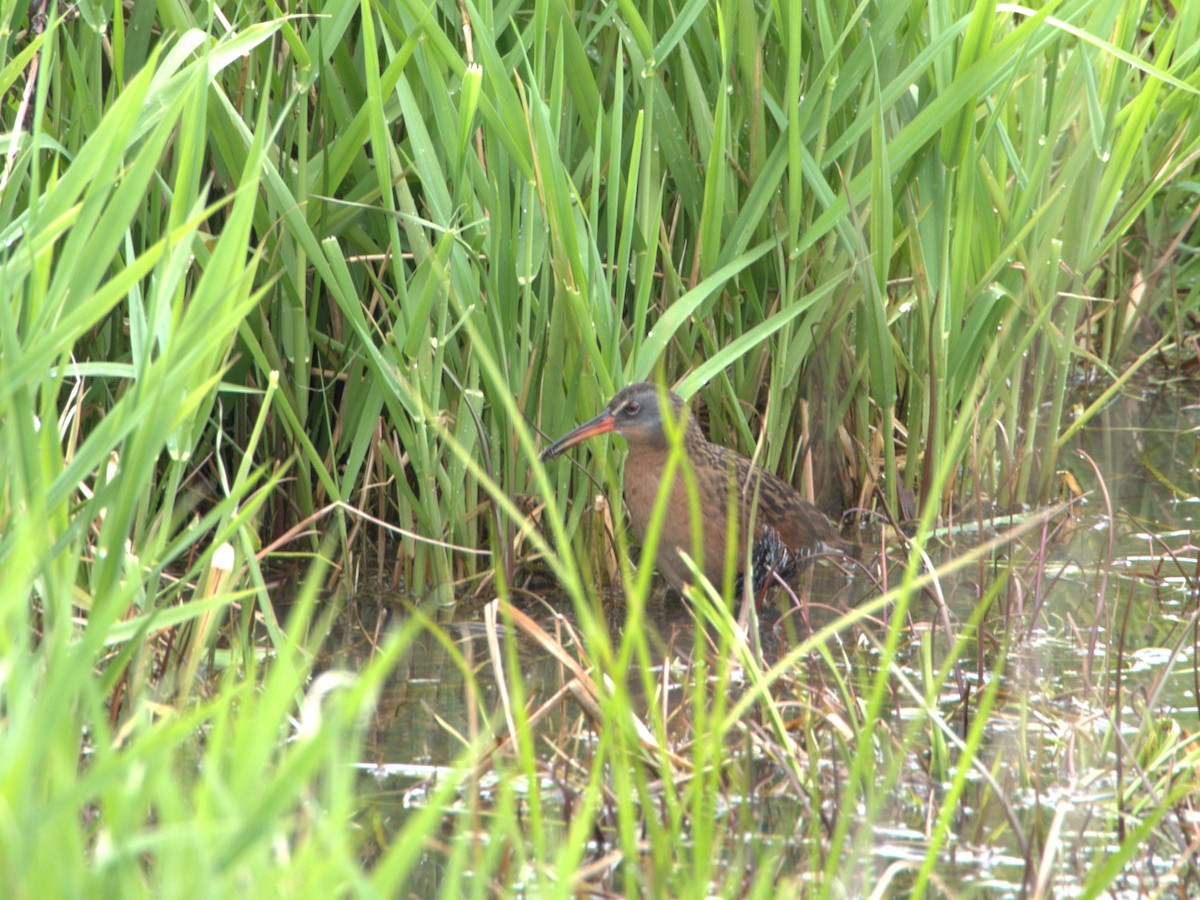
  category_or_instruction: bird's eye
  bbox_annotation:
[624,400,640,415]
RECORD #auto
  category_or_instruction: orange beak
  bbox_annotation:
[539,410,618,461]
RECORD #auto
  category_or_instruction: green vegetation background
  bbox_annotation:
[1,0,1197,893]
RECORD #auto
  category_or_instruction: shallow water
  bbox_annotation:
[330,379,1199,894]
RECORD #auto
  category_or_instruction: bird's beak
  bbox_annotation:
[539,410,617,461]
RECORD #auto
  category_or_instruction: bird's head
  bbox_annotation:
[539,382,695,460]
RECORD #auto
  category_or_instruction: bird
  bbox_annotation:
[540,382,856,594]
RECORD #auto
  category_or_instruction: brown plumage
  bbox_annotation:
[540,382,856,593]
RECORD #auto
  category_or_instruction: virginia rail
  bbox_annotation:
[540,382,855,594]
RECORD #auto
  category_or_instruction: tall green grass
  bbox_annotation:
[1,0,1198,893]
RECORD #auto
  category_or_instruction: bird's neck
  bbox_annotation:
[623,419,706,484]
[642,415,707,453]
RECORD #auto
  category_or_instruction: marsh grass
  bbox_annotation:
[1,0,1198,893]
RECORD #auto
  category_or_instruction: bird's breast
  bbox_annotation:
[621,443,749,590]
